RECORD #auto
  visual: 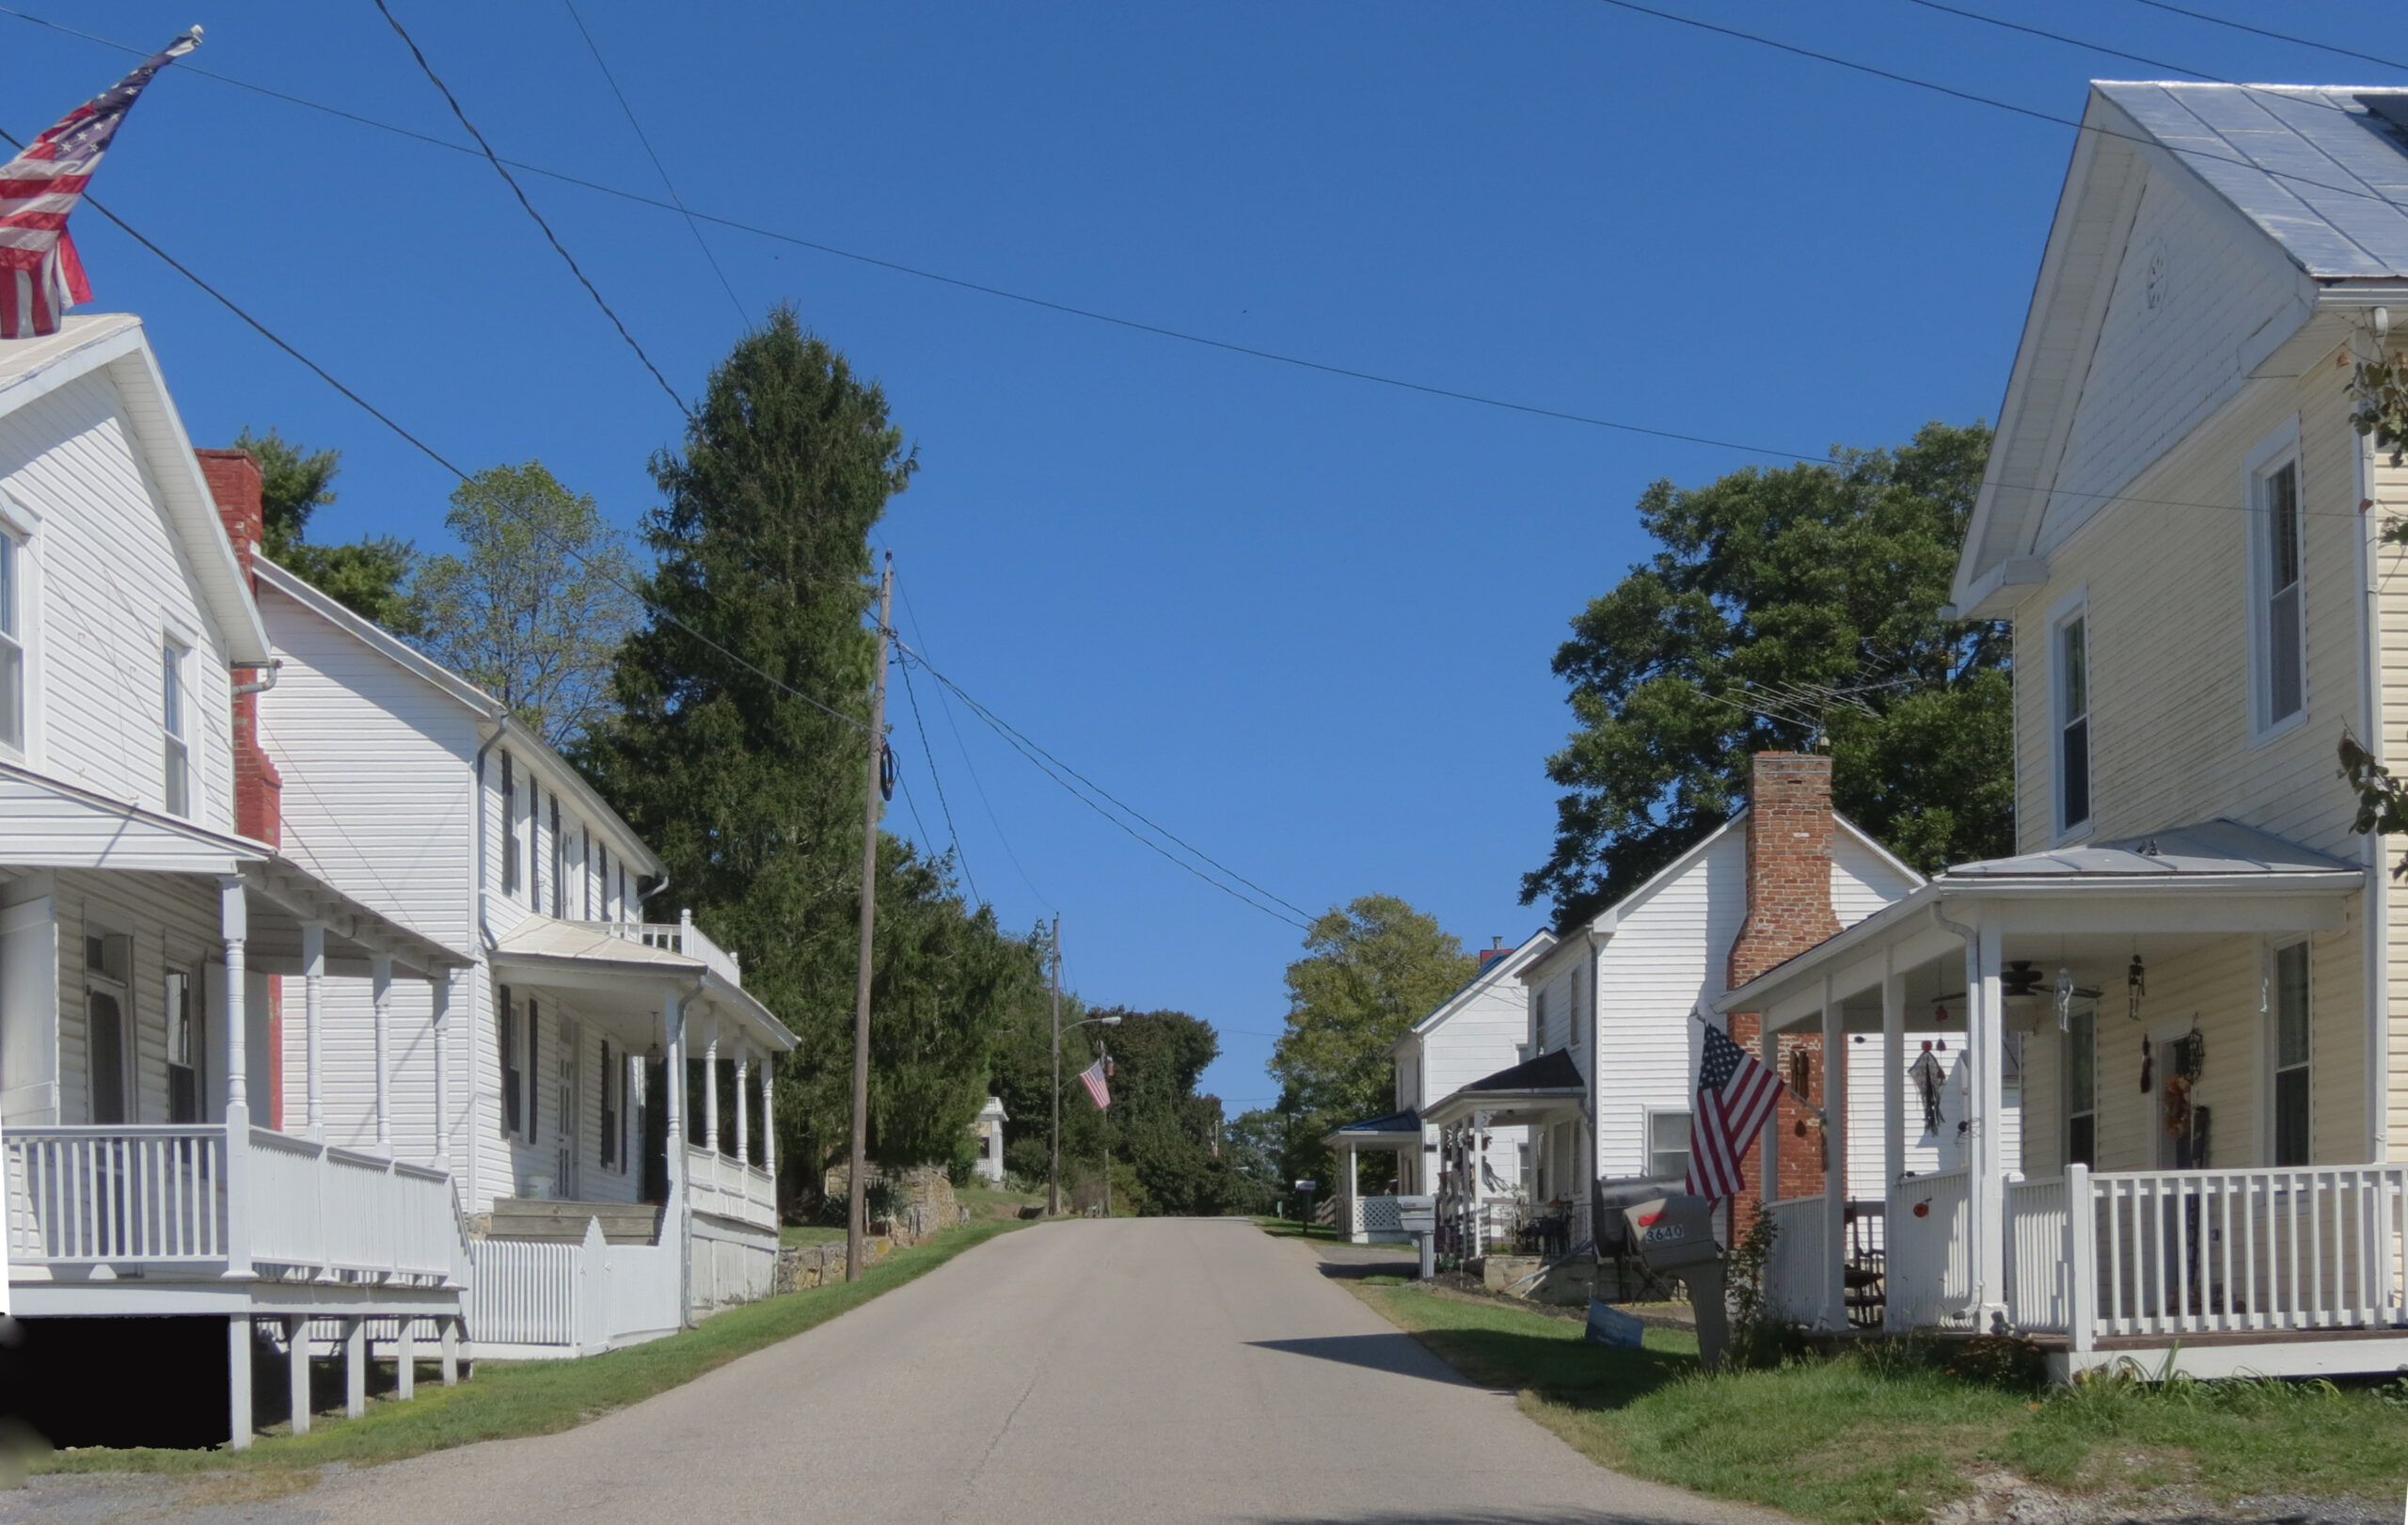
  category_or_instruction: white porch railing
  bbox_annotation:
[575,912,743,989]
[1763,1197,1830,1325]
[1886,1168,1973,1328]
[4,1124,464,1286]
[683,1144,776,1232]
[2005,1175,2073,1332]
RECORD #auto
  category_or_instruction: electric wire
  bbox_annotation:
[558,0,750,328]
[895,646,982,907]
[895,646,1313,930]
[2116,0,2408,76]
[369,0,690,415]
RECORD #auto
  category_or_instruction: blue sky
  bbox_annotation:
[8,2,2400,1113]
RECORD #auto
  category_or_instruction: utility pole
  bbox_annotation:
[846,555,893,1282]
[1047,914,1061,1216]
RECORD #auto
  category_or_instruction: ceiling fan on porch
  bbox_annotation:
[2002,961,2100,1031]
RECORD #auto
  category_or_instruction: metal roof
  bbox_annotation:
[1939,818,2357,880]
[1457,1048,1584,1095]
[2098,84,2408,278]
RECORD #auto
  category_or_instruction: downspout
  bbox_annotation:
[230,658,282,697]
[2359,417,2389,1166]
[467,717,509,1218]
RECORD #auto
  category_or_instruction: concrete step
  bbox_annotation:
[483,1198,664,1246]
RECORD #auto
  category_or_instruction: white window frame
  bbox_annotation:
[1644,1107,1692,1182]
[2265,936,2311,1167]
[1532,989,1550,1055]
[2064,1000,2097,1170]
[2244,419,2307,742]
[2049,586,2091,841]
[0,490,40,765]
[160,632,193,818]
[81,920,135,1125]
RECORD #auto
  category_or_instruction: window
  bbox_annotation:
[599,1040,618,1168]
[2066,1003,2096,1169]
[2273,941,2310,1167]
[526,998,541,1143]
[549,796,564,917]
[1648,1110,1692,1181]
[594,843,609,920]
[0,530,24,752]
[500,754,520,894]
[166,969,202,1123]
[2252,452,2306,731]
[1570,968,1585,1049]
[499,984,522,1136]
[1533,991,1550,1053]
[2055,609,2090,834]
[85,933,129,1125]
[161,638,190,817]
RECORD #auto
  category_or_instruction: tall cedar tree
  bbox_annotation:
[1523,422,2011,928]
[583,310,945,1188]
[233,426,417,631]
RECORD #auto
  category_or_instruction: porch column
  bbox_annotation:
[734,1040,751,1167]
[226,1317,253,1452]
[760,1052,777,1181]
[663,987,692,1326]
[396,1317,417,1401]
[342,1317,366,1418]
[1822,975,1846,1331]
[1965,906,2007,1330]
[301,920,327,1140]
[371,954,394,1151]
[1340,1138,1356,1239]
[219,876,253,1281]
[431,972,452,1168]
[286,1314,311,1435]
[1880,961,1906,1332]
[703,1015,721,1156]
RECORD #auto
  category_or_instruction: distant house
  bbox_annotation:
[1723,84,2408,1378]
[971,1095,1006,1183]
[0,317,467,1448]
[1324,930,1551,1245]
[1422,756,1925,1264]
[250,549,795,1358]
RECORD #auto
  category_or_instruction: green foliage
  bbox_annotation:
[232,426,416,630]
[1268,896,1476,1193]
[2351,348,2408,469]
[1096,1009,1246,1215]
[1524,422,2009,927]
[2338,734,2408,876]
[1221,1107,1283,1211]
[410,461,639,749]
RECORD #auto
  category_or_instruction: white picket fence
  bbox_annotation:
[466,1216,681,1358]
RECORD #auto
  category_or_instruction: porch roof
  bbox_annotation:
[490,916,796,1054]
[1713,818,2362,1027]
[1323,1108,1421,1148]
[1421,1049,1585,1129]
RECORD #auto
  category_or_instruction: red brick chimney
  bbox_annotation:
[1723,752,1839,1221]
[195,448,280,848]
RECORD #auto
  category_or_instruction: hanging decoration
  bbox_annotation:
[2127,952,2147,1023]
[2055,966,2076,1032]
[1909,1044,1946,1137]
[2139,1033,2154,1094]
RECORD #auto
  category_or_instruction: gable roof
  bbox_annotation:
[0,315,268,664]
[1394,928,1554,1054]
[1455,1047,1584,1096]
[1954,84,2408,612]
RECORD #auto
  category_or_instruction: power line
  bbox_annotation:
[368,0,689,415]
[557,0,749,328]
[2116,0,2408,76]
[896,645,1313,930]
[895,646,981,907]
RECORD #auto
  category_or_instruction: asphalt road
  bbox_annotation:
[9,1220,1789,1525]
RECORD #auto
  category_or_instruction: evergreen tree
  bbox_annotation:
[581,307,925,1191]
[232,426,417,631]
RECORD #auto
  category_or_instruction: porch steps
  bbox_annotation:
[483,1199,663,1246]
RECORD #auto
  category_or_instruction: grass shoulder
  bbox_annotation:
[36,1217,1025,1480]
[1351,1281,2408,1525]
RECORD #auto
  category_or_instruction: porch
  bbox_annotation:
[1424,1050,1587,1261]
[1323,1109,1420,1245]
[1726,819,2403,1376]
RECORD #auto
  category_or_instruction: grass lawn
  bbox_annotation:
[778,1223,847,1247]
[1354,1282,2408,1525]
[35,1217,1024,1479]
[955,1183,1047,1222]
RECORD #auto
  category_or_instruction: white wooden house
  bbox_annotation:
[1423,760,1925,1264]
[971,1096,1006,1183]
[1324,930,1550,1245]
[250,555,796,1358]
[0,316,470,1449]
[1722,84,2408,1378]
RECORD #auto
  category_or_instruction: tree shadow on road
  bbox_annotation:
[1245,1509,1764,1525]
[1246,1334,1463,1384]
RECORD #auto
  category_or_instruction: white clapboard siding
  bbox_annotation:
[2380,426,2408,1163]
[50,869,226,1127]
[0,372,234,830]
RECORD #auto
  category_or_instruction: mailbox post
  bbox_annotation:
[1293,1179,1317,1235]
[1395,1194,1437,1279]
[1622,1194,1731,1370]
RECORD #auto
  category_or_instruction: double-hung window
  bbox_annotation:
[161,638,191,817]
[2251,442,2306,733]
[2054,605,2091,834]
[166,969,202,1123]
[1647,1110,1692,1181]
[1532,991,1551,1054]
[2066,1002,2096,1169]
[599,1039,619,1169]
[499,754,520,895]
[499,984,522,1136]
[0,530,24,752]
[2273,941,2310,1167]
[550,797,565,917]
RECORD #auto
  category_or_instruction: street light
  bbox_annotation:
[1051,1012,1121,1215]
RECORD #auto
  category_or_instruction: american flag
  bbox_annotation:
[1077,1056,1110,1111]
[1,31,199,341]
[1686,1022,1784,1203]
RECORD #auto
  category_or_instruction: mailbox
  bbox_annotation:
[1622,1194,1722,1271]
[1394,1195,1437,1233]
